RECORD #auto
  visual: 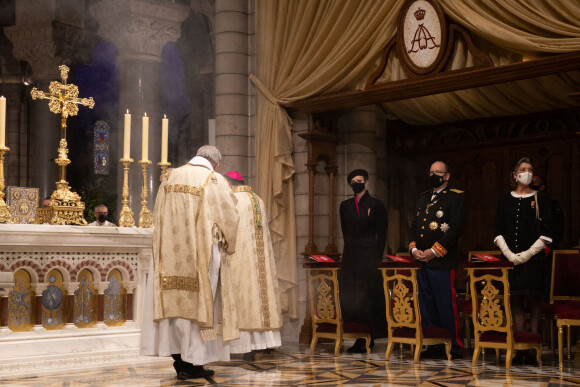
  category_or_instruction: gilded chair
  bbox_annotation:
[305,262,371,356]
[379,260,451,362]
[557,308,580,371]
[467,261,542,368]
[458,251,502,350]
[541,250,580,352]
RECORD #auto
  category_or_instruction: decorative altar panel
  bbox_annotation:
[0,224,152,370]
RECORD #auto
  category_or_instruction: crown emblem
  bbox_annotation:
[414,7,425,20]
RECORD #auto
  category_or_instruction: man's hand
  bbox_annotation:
[414,249,436,263]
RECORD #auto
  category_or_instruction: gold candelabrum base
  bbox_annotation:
[119,158,135,227]
[0,146,13,224]
[139,160,153,228]
[158,161,172,182]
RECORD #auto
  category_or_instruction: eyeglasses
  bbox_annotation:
[429,171,448,176]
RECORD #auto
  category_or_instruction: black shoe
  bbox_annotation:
[512,351,526,364]
[177,366,214,380]
[347,338,373,353]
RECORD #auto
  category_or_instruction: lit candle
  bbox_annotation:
[0,96,6,148]
[161,114,168,164]
[142,113,149,161]
[123,110,131,159]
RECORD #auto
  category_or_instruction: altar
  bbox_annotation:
[0,224,153,376]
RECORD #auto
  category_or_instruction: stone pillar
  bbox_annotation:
[123,281,137,326]
[4,1,95,200]
[64,283,78,329]
[31,283,47,332]
[90,0,190,219]
[214,0,250,175]
[0,272,14,335]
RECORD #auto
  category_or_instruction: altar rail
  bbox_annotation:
[0,224,152,368]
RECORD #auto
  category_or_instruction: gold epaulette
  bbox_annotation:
[450,188,464,194]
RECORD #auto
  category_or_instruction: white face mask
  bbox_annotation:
[516,171,533,185]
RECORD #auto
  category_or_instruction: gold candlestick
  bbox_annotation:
[158,161,172,182]
[118,157,135,227]
[0,146,12,224]
[138,160,153,228]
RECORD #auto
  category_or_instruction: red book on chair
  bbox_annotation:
[472,253,500,262]
[385,254,410,263]
[309,255,335,263]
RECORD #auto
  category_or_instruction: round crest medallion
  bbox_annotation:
[397,0,447,75]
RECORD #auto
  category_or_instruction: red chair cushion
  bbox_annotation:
[392,325,450,339]
[479,331,541,344]
[457,299,472,313]
[542,303,575,316]
[557,309,580,320]
[316,321,371,334]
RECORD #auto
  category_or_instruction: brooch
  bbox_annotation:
[429,221,438,230]
[531,201,535,208]
[440,223,450,232]
[436,210,443,218]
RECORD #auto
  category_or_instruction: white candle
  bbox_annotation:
[0,96,6,148]
[142,113,149,161]
[123,110,131,159]
[161,114,168,164]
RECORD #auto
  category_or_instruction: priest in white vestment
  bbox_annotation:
[141,146,240,380]
[224,171,282,360]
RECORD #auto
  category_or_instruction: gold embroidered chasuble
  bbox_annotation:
[230,186,282,331]
[152,164,240,341]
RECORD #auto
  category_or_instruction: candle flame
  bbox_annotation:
[144,112,147,117]
[126,109,129,114]
[164,114,167,118]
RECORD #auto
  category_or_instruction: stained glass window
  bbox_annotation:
[94,120,110,175]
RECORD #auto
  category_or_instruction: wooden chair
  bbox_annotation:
[541,250,580,353]
[557,308,580,371]
[458,251,501,350]
[467,261,542,368]
[305,262,371,356]
[379,260,451,362]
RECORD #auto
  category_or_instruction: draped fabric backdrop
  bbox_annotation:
[251,0,580,317]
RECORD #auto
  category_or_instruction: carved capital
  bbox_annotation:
[4,22,96,81]
[90,0,190,59]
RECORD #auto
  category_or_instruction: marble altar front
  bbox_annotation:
[0,224,152,374]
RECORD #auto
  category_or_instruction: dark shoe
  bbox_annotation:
[347,338,373,353]
[450,351,463,360]
[177,366,214,380]
[421,345,446,359]
[243,351,256,361]
[512,351,526,364]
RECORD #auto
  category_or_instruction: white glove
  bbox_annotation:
[514,239,545,265]
[495,236,519,263]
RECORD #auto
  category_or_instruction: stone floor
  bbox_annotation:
[1,340,579,386]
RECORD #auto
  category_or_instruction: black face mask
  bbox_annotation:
[351,182,365,194]
[429,174,445,188]
[97,214,107,223]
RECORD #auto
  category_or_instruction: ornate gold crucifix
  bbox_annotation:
[31,65,95,225]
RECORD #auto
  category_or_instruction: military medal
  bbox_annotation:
[429,221,438,230]
[440,223,450,232]
[425,201,437,214]
[436,210,443,218]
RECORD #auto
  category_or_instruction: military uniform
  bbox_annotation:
[409,187,466,356]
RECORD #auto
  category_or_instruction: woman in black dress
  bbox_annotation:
[493,157,554,362]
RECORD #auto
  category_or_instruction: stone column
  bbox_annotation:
[123,281,137,327]
[214,0,250,175]
[64,283,78,329]
[4,1,95,200]
[31,283,47,332]
[90,0,190,219]
[0,272,14,335]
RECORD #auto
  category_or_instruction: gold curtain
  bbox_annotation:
[252,0,405,318]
